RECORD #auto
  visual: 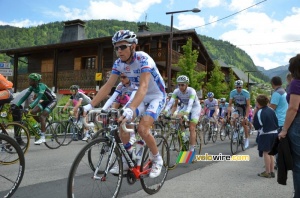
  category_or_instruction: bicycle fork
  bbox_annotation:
[93,140,116,181]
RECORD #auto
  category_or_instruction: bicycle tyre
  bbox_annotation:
[230,130,239,155]
[227,125,232,140]
[240,130,245,151]
[67,138,123,198]
[140,134,169,195]
[195,127,202,155]
[0,133,25,198]
[88,129,116,173]
[3,122,30,155]
[203,124,210,145]
[219,125,226,141]
[62,121,77,146]
[44,121,66,149]
[165,132,181,170]
[212,129,217,143]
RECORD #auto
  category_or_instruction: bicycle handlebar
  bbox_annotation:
[121,122,135,133]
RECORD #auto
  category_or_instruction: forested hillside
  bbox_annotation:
[0,19,268,82]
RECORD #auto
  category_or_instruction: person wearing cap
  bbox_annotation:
[16,73,57,145]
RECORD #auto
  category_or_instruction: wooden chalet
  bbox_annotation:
[0,19,214,94]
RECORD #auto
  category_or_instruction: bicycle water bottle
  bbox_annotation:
[132,140,145,166]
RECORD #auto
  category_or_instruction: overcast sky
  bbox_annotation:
[1,0,299,70]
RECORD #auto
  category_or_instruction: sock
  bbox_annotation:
[40,132,45,137]
[189,145,195,152]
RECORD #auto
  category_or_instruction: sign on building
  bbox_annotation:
[0,62,11,68]
[0,68,13,76]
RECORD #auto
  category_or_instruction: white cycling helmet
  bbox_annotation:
[112,30,138,45]
[235,80,243,86]
[168,93,173,97]
[176,75,189,83]
[220,98,226,102]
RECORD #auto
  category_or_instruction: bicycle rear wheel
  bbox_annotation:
[3,122,30,155]
[62,121,79,146]
[0,133,25,198]
[67,138,122,198]
[44,121,66,149]
[140,134,169,195]
[212,130,217,143]
[165,132,181,170]
[230,130,239,155]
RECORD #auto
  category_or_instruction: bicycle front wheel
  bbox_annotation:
[67,138,122,198]
[140,134,169,195]
[203,124,210,145]
[219,125,226,141]
[165,132,181,170]
[230,130,239,155]
[195,127,202,156]
[44,121,66,149]
[0,133,25,198]
[3,122,30,155]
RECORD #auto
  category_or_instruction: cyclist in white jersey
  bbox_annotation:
[228,80,251,148]
[83,30,166,178]
[204,92,219,131]
[163,75,201,152]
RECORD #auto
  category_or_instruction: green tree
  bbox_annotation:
[176,38,206,90]
[228,67,236,92]
[206,61,228,99]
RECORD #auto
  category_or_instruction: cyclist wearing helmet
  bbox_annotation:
[219,98,229,118]
[16,73,57,145]
[62,85,91,141]
[204,92,219,131]
[83,30,166,178]
[163,75,201,152]
[228,80,251,148]
[102,73,138,110]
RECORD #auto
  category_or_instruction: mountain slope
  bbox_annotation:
[257,65,289,83]
[0,19,268,82]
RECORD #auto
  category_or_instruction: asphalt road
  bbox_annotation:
[1,134,257,198]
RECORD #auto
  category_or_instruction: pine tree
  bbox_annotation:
[176,38,206,91]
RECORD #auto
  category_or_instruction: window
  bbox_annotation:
[82,57,96,69]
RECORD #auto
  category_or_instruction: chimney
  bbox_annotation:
[60,19,86,43]
[137,23,149,32]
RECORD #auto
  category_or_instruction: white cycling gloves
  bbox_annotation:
[123,108,134,121]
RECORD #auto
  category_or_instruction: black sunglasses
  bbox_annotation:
[120,76,127,79]
[236,86,242,88]
[114,44,132,51]
[178,84,186,87]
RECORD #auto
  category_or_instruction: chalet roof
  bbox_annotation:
[217,60,255,84]
[0,29,213,66]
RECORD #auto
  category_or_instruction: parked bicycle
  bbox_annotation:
[67,109,169,197]
[230,115,245,155]
[0,133,25,198]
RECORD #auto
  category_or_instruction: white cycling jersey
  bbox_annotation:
[165,87,201,123]
[204,98,218,110]
[111,51,166,120]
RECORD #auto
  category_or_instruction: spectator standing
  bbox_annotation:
[253,94,278,178]
[278,54,300,198]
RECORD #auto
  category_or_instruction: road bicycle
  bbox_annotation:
[0,133,25,198]
[230,115,245,155]
[219,117,233,141]
[165,115,202,170]
[0,104,30,155]
[203,116,219,144]
[15,108,66,150]
[67,109,169,198]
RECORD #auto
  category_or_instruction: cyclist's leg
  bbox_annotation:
[140,97,165,178]
[189,106,200,151]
